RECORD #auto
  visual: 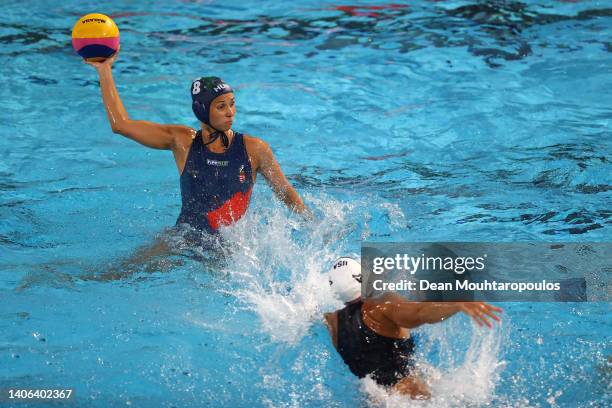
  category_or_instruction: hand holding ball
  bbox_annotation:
[72,13,119,62]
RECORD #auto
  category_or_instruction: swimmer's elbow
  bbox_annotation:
[107,110,130,134]
[110,120,131,135]
[110,122,125,134]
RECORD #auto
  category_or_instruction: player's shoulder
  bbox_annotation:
[243,134,271,154]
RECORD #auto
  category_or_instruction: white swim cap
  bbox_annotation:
[328,257,362,303]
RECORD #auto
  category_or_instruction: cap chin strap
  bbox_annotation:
[202,126,229,148]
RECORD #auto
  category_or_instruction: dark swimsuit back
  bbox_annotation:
[177,130,253,233]
[337,300,415,386]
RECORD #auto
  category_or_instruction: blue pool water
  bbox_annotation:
[1,0,611,406]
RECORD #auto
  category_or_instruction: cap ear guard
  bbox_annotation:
[191,78,208,124]
[192,100,208,124]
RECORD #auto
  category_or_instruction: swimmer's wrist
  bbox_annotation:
[296,205,314,220]
[303,207,315,221]
[96,64,112,75]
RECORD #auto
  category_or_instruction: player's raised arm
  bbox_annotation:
[85,47,191,151]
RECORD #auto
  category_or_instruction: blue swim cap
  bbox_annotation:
[191,76,233,126]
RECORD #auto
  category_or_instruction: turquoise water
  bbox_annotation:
[1,0,611,406]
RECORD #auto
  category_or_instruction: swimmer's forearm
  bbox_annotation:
[258,141,311,216]
[389,302,460,328]
[97,66,129,132]
[287,190,306,213]
[394,302,502,329]
[280,186,310,217]
[416,303,461,324]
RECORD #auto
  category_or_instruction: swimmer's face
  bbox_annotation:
[208,93,235,131]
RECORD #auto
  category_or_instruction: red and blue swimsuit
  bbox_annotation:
[177,130,253,232]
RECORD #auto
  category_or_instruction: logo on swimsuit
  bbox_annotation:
[207,159,229,167]
[238,165,246,183]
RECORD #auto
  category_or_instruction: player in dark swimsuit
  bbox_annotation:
[324,258,503,399]
[86,48,308,233]
[82,48,309,278]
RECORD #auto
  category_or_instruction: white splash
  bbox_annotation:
[362,317,507,407]
[216,192,356,344]
[211,191,506,405]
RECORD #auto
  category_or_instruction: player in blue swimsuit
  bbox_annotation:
[86,48,308,235]
[83,48,309,278]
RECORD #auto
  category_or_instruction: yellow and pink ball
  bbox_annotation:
[71,13,119,62]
